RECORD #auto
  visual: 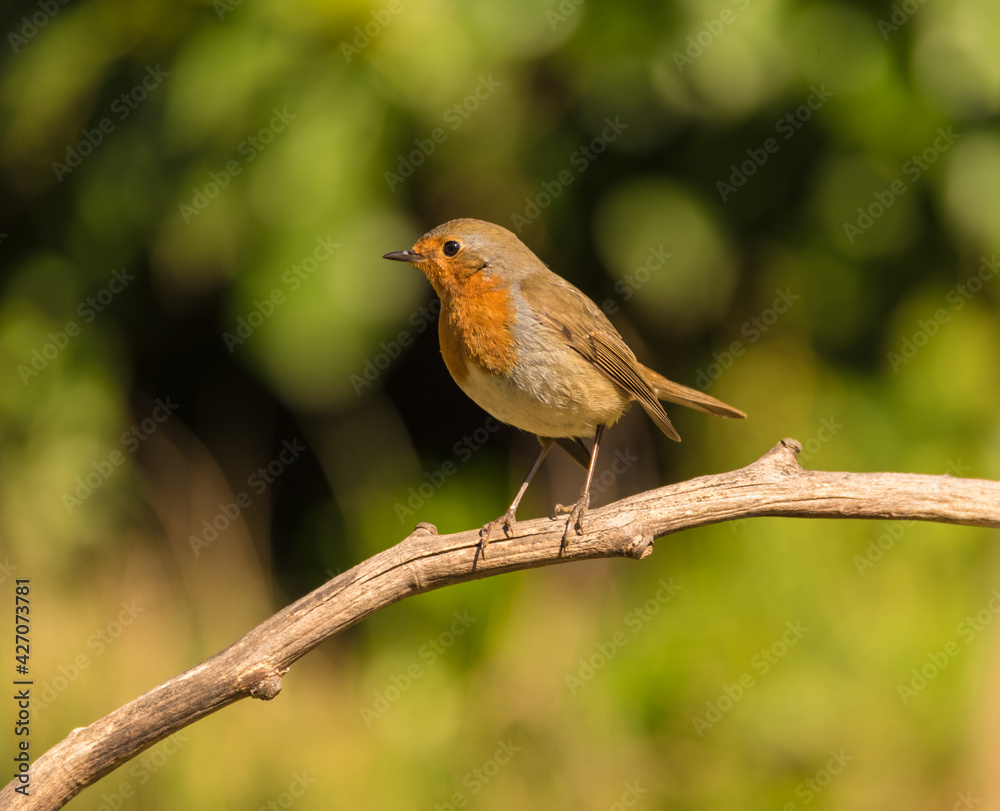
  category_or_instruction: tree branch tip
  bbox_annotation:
[407,522,439,539]
[747,438,807,476]
[780,437,802,454]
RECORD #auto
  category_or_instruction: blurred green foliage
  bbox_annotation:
[1,0,999,808]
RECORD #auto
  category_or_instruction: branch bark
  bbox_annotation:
[7,438,1000,809]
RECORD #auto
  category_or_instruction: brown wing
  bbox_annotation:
[521,271,681,441]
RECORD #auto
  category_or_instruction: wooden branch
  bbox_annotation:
[8,438,1000,809]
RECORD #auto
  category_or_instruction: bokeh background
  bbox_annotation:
[2,0,1000,808]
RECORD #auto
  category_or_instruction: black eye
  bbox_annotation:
[442,240,461,257]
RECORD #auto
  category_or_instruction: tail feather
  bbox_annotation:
[555,436,593,469]
[640,364,747,420]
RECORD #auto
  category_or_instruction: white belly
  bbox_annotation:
[455,354,632,438]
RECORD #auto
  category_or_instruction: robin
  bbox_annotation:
[384,218,745,553]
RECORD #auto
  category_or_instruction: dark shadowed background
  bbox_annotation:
[1,0,999,808]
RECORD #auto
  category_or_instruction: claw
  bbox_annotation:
[554,492,590,543]
[479,508,517,557]
[476,439,555,558]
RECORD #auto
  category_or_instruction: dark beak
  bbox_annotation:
[383,250,423,263]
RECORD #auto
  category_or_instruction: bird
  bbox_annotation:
[383,218,745,553]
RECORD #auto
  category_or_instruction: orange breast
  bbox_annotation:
[438,276,517,384]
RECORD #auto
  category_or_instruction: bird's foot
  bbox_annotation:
[554,492,590,543]
[479,509,516,557]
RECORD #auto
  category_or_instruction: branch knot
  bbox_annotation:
[239,666,285,701]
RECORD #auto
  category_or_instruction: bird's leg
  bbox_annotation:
[555,425,605,542]
[479,437,554,556]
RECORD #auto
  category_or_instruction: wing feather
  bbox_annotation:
[522,272,681,441]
